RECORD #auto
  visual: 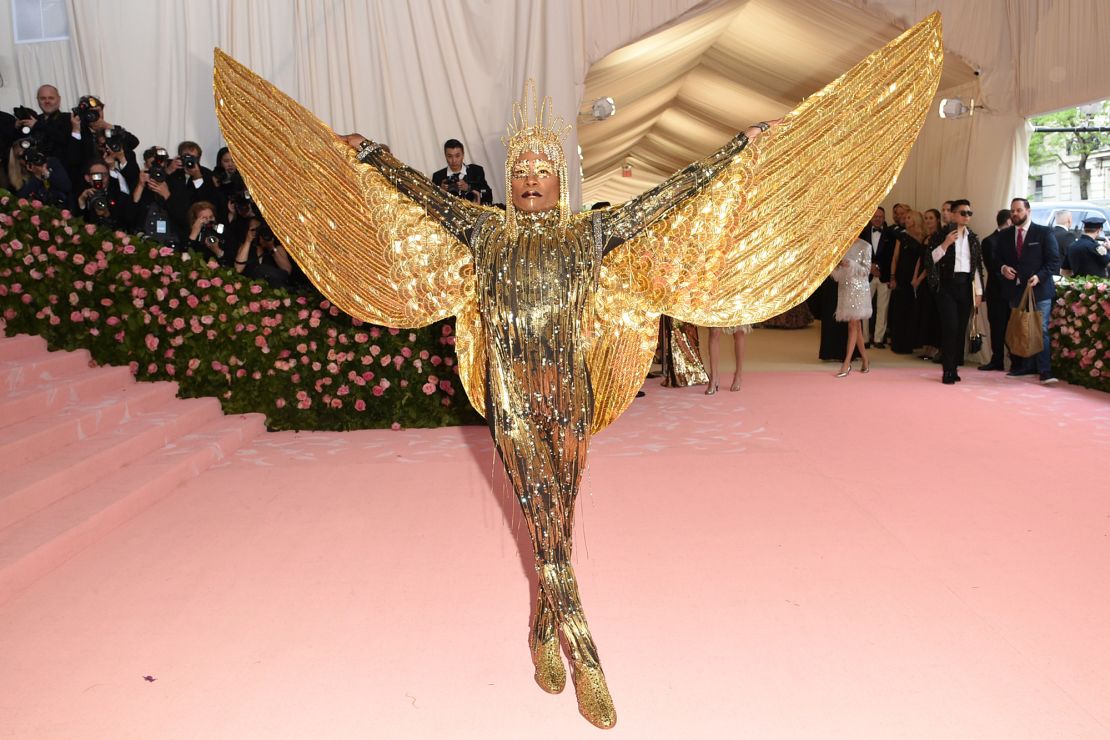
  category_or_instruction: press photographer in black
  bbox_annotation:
[131,145,190,248]
[233,218,293,288]
[174,141,223,215]
[11,85,73,166]
[68,95,139,183]
[210,146,244,208]
[431,138,491,205]
[95,125,141,193]
[13,138,73,208]
[76,159,133,228]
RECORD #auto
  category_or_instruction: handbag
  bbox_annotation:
[1004,282,1044,358]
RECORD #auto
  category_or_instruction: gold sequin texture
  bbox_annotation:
[213,13,942,729]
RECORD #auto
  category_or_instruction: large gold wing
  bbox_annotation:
[588,13,944,432]
[212,49,476,329]
[213,50,489,417]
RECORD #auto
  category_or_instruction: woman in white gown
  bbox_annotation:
[832,237,873,376]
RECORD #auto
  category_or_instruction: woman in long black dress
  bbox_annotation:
[914,208,943,357]
[889,210,926,353]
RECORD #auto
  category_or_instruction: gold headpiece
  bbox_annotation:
[503,79,572,235]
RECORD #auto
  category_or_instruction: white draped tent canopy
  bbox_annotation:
[2,0,1108,235]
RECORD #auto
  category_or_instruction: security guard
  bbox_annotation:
[1067,216,1110,278]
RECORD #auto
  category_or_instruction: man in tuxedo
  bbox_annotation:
[860,207,893,347]
[431,138,492,205]
[923,199,984,384]
[977,208,1012,371]
[998,197,1060,384]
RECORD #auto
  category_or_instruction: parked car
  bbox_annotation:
[1029,200,1110,237]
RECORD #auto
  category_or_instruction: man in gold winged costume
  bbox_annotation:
[213,12,943,728]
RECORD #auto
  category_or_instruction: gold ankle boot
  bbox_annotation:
[573,661,617,729]
[531,637,566,693]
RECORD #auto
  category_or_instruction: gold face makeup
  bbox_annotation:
[510,152,561,214]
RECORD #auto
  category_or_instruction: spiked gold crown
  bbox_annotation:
[503,79,572,234]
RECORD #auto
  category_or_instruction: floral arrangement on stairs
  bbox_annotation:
[1050,277,1110,393]
[0,192,484,430]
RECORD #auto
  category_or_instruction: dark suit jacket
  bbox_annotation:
[859,225,894,281]
[1053,225,1077,271]
[994,222,1059,303]
[923,224,984,291]
[1067,234,1110,277]
[980,229,1006,301]
[432,163,492,205]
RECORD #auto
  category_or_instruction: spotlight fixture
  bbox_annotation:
[580,97,616,123]
[938,97,981,119]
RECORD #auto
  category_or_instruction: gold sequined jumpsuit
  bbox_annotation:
[355,136,750,725]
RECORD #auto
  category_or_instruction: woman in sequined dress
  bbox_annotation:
[832,237,873,376]
[704,324,751,393]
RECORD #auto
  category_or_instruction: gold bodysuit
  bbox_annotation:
[213,12,943,728]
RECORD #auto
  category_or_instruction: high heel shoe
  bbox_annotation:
[861,360,870,374]
[704,381,719,395]
[730,377,742,392]
[835,365,852,378]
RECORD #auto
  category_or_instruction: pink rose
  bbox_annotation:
[144,334,159,351]
[354,399,366,412]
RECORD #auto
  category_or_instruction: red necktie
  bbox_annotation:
[1016,227,1024,259]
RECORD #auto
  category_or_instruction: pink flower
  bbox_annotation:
[144,334,159,351]
[391,422,401,431]
[275,398,287,408]
[372,385,385,397]
[422,382,436,395]
[354,399,366,412]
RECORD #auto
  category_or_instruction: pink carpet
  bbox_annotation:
[2,343,1109,738]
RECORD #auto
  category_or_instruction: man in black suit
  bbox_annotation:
[923,199,984,384]
[431,138,491,205]
[1052,211,1078,274]
[977,208,1012,371]
[997,197,1060,384]
[860,207,893,347]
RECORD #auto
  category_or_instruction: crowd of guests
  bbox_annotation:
[818,197,1107,386]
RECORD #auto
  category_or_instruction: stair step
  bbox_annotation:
[0,381,181,472]
[1,348,93,390]
[0,396,224,530]
[0,334,48,361]
[0,412,267,604]
[0,365,136,431]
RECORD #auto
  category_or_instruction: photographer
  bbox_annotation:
[211,146,244,212]
[431,138,492,205]
[131,145,190,249]
[14,139,72,208]
[233,218,293,287]
[76,159,133,228]
[11,85,74,167]
[185,201,235,267]
[174,140,223,213]
[95,126,141,193]
[67,95,139,184]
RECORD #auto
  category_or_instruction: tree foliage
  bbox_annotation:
[1029,101,1109,199]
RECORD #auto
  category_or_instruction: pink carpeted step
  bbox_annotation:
[0,365,137,431]
[0,412,267,604]
[0,381,182,473]
[0,347,94,390]
[0,396,225,530]
[0,334,48,362]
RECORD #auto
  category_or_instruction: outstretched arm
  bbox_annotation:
[340,134,488,245]
[598,122,780,253]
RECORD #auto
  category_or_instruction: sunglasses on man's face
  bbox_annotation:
[957,210,972,217]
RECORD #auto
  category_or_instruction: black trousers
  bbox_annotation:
[935,273,972,375]
[984,293,1009,365]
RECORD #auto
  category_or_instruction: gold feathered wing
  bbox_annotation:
[212,49,489,415]
[587,13,944,432]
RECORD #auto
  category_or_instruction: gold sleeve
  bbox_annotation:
[213,49,478,328]
[599,12,944,329]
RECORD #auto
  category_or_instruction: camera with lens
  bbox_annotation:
[88,191,112,217]
[148,163,168,183]
[445,172,463,193]
[22,147,47,168]
[103,126,128,152]
[71,95,104,125]
[199,222,226,248]
[231,189,255,216]
[181,153,198,169]
[256,224,275,244]
[145,146,170,183]
[89,172,107,190]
